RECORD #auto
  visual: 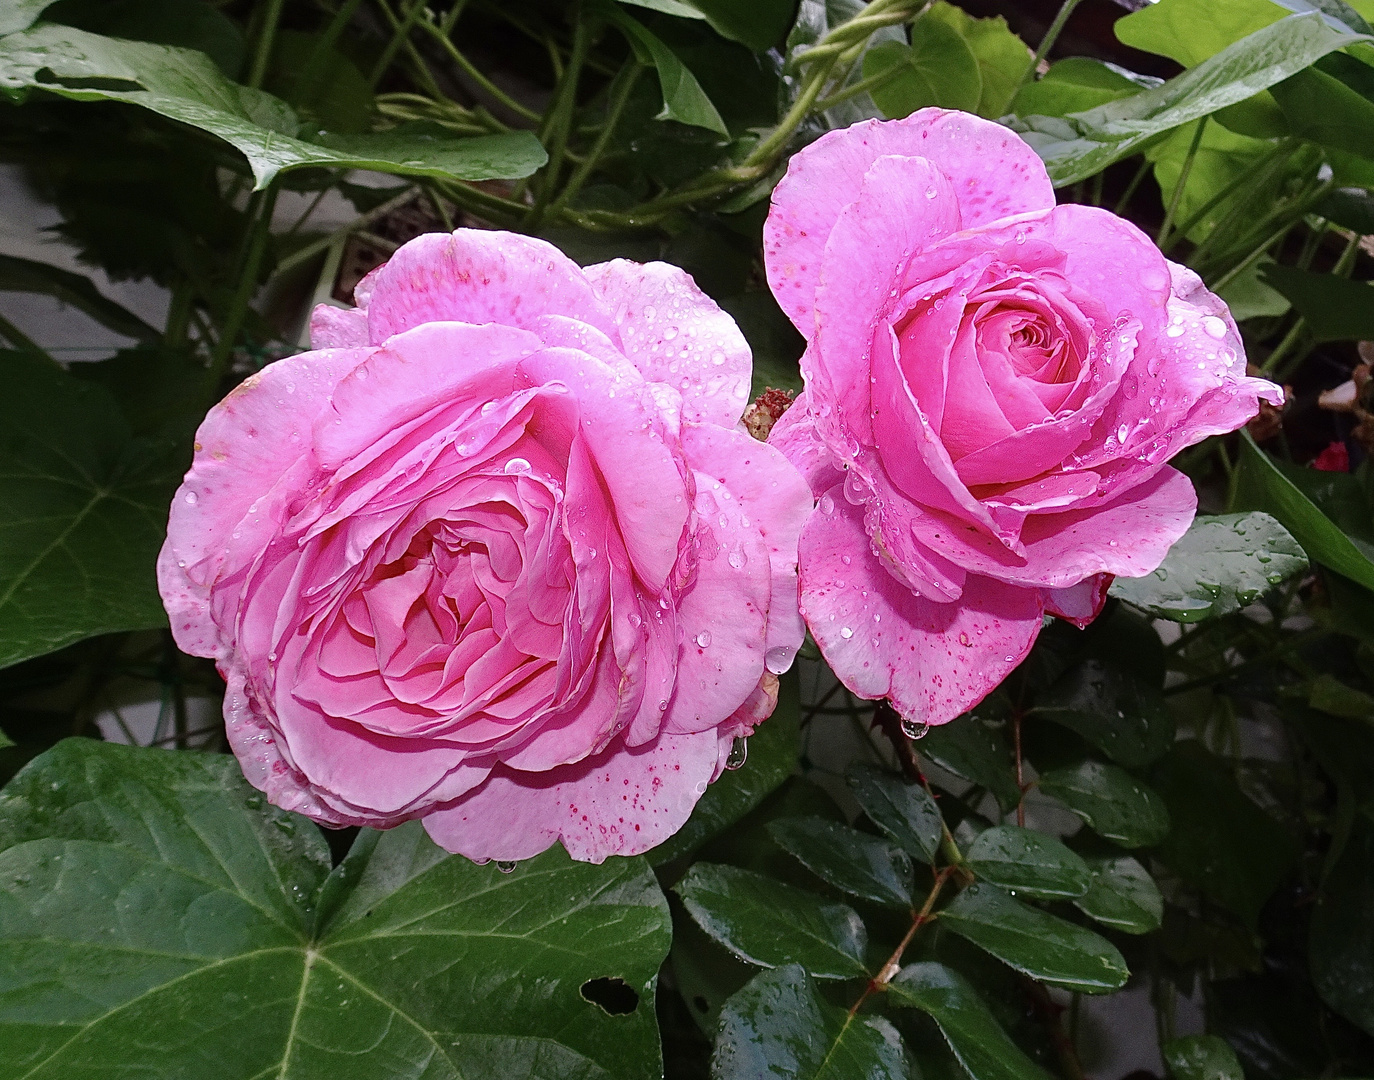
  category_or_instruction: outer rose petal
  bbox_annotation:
[362,230,620,344]
[800,488,1044,726]
[766,391,842,495]
[765,108,1055,335]
[422,727,721,863]
[309,304,369,348]
[1043,574,1112,629]
[584,259,752,428]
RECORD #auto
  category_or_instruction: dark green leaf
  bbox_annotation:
[0,353,187,668]
[651,669,799,865]
[712,964,907,1079]
[1260,264,1374,342]
[1271,53,1374,158]
[1235,430,1374,592]
[1149,741,1300,927]
[1163,1034,1244,1080]
[966,824,1092,900]
[1037,761,1170,848]
[767,816,913,908]
[264,29,372,134]
[1310,817,1374,1037]
[0,252,159,342]
[675,863,869,979]
[1032,659,1176,767]
[1309,672,1374,719]
[1073,855,1163,935]
[919,711,1022,813]
[688,0,794,52]
[1315,186,1374,234]
[0,25,547,188]
[888,961,1052,1080]
[607,8,729,134]
[847,762,943,864]
[1111,512,1308,622]
[0,739,672,1079]
[0,727,13,749]
[1009,14,1368,185]
[862,22,983,120]
[937,882,1130,993]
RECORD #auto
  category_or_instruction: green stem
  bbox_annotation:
[247,0,286,89]
[1113,157,1152,216]
[1207,220,1295,294]
[526,8,592,226]
[0,312,45,358]
[301,0,365,102]
[420,18,541,123]
[552,59,644,212]
[1167,138,1297,254]
[1009,0,1084,100]
[206,184,279,400]
[812,59,907,112]
[368,0,429,88]
[163,281,194,347]
[1157,118,1207,249]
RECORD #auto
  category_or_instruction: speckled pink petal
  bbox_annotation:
[1043,574,1112,629]
[158,347,369,658]
[799,493,1044,727]
[363,230,619,344]
[765,109,1055,335]
[422,726,721,863]
[584,259,753,427]
[309,304,369,348]
[766,389,842,496]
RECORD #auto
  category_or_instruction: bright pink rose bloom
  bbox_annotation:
[764,109,1282,728]
[159,229,810,863]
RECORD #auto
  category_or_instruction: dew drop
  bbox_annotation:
[725,737,748,771]
[696,631,712,648]
[900,716,929,740]
[840,626,854,639]
[1202,315,1227,339]
[496,861,517,874]
[184,491,198,506]
[504,457,532,475]
[727,547,747,570]
[1165,324,1185,338]
[765,645,794,674]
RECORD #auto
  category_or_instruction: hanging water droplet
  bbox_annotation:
[765,645,794,674]
[900,716,929,740]
[496,860,517,874]
[725,737,748,770]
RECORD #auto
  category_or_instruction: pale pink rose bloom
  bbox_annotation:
[764,109,1282,728]
[159,229,810,863]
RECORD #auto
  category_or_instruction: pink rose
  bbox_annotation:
[764,109,1282,728]
[159,229,810,863]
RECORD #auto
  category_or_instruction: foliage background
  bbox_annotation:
[3,0,1374,1077]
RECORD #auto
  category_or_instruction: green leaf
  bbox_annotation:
[862,22,983,120]
[847,763,943,864]
[937,882,1130,994]
[0,0,52,36]
[1235,430,1374,592]
[919,710,1023,813]
[0,24,547,189]
[1073,854,1164,935]
[1013,57,1151,118]
[767,816,913,908]
[1310,672,1374,719]
[0,727,13,749]
[688,0,794,52]
[0,252,159,342]
[1162,1034,1244,1080]
[675,863,869,979]
[1115,0,1284,67]
[615,0,707,20]
[925,1,1031,117]
[966,824,1092,900]
[1259,264,1374,341]
[1009,14,1369,185]
[1144,120,1280,245]
[44,0,246,78]
[0,739,673,1079]
[1310,817,1374,1037]
[1315,185,1374,233]
[650,669,799,865]
[0,353,188,668]
[888,962,1052,1080]
[1216,257,1292,320]
[1037,761,1170,848]
[265,28,372,134]
[712,964,908,1079]
[1149,740,1300,927]
[1111,512,1309,623]
[1032,659,1175,767]
[1271,53,1374,157]
[607,8,729,135]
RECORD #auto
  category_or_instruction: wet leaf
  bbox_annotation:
[966,824,1092,900]
[847,763,944,865]
[1073,854,1163,935]
[1032,659,1175,767]
[1037,761,1171,848]
[768,817,913,908]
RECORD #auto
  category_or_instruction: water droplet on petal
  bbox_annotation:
[765,645,794,674]
[184,491,198,506]
[840,626,854,639]
[1202,315,1228,339]
[504,457,532,475]
[696,631,712,648]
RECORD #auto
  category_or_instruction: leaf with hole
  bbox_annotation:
[1074,855,1163,934]
[937,882,1129,993]
[675,863,869,979]
[966,825,1092,900]
[847,763,943,864]
[0,738,671,1078]
[1032,659,1175,767]
[767,816,913,908]
[712,964,907,1079]
[1037,761,1170,848]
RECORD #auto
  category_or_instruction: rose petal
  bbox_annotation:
[1043,574,1112,629]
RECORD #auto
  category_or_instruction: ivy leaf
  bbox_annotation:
[1031,659,1175,767]
[888,962,1053,1080]
[712,964,907,1079]
[1162,1034,1245,1080]
[1037,761,1170,848]
[847,763,943,864]
[0,24,547,189]
[1074,854,1164,935]
[937,882,1130,994]
[767,817,913,908]
[1111,512,1309,623]
[675,863,869,979]
[965,825,1092,900]
[0,739,672,1078]
[862,22,982,119]
[0,353,188,669]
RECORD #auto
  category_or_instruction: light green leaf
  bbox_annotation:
[1074,855,1164,935]
[937,882,1130,994]
[1111,512,1308,623]
[966,825,1092,900]
[1217,257,1292,320]
[1037,761,1170,848]
[889,962,1052,1080]
[847,763,943,864]
[1115,0,1285,67]
[0,0,51,35]
[1013,57,1151,118]
[0,353,187,669]
[615,0,707,20]
[675,863,870,979]
[863,22,983,120]
[0,24,547,189]
[0,739,672,1079]
[1163,1034,1244,1080]
[712,964,908,1080]
[925,1,1031,117]
[607,8,729,134]
[767,816,913,908]
[1144,120,1280,245]
[1031,659,1175,767]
